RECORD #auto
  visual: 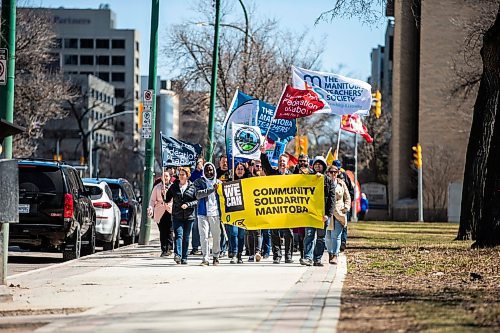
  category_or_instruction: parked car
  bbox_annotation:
[89,178,141,245]
[83,180,121,250]
[13,159,96,261]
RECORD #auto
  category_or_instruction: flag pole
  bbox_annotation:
[353,133,359,222]
[264,84,287,141]
[231,122,235,181]
[335,120,342,158]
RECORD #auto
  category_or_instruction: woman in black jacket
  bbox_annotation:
[164,167,198,264]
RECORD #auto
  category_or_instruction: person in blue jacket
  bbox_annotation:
[193,162,223,266]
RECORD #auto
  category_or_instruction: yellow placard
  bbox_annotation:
[217,174,325,230]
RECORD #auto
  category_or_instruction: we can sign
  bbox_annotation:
[0,49,7,86]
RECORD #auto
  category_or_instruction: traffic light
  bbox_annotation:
[412,144,422,169]
[53,154,62,161]
[295,135,308,156]
[373,90,382,118]
[138,102,144,129]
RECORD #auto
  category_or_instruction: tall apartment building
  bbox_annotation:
[388,0,482,220]
[27,6,141,149]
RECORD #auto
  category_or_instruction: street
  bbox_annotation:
[1,229,346,333]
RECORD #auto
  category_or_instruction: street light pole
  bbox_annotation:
[88,110,134,178]
[206,0,221,162]
[138,0,160,245]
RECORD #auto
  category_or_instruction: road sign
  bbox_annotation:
[141,127,152,139]
[143,90,154,108]
[142,110,152,128]
[0,49,7,86]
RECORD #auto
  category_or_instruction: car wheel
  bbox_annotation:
[123,220,135,246]
[81,223,96,256]
[63,225,81,261]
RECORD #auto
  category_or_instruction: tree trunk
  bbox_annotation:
[457,4,500,244]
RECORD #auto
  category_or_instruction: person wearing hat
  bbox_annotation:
[300,156,334,267]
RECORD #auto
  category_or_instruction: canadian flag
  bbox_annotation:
[341,114,373,143]
[275,85,325,119]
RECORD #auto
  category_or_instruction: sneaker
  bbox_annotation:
[219,252,226,258]
[160,251,167,257]
[237,254,243,264]
[190,249,201,255]
[166,250,173,257]
[285,258,294,264]
[273,258,281,264]
[313,261,324,267]
[300,258,312,266]
[255,253,262,262]
[200,260,209,266]
[263,254,269,259]
[181,259,188,265]
[228,252,235,259]
[213,258,219,266]
[329,255,338,265]
[248,256,255,262]
[174,255,181,264]
[230,256,237,264]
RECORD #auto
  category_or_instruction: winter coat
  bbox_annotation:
[312,156,335,219]
[193,162,221,217]
[328,178,351,228]
[148,182,172,223]
[164,180,198,221]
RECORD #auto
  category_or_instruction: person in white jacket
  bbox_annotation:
[147,169,173,257]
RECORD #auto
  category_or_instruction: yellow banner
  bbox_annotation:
[217,174,325,230]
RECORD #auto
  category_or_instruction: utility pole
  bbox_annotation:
[138,0,159,245]
[205,0,221,162]
[0,0,17,290]
[412,143,423,222]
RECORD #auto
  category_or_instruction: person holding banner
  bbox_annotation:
[228,162,250,264]
[194,162,222,266]
[147,170,174,257]
[164,167,198,265]
[259,147,294,264]
[292,153,313,259]
[325,165,351,265]
[300,156,335,267]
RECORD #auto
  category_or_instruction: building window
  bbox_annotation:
[54,38,62,48]
[111,56,125,66]
[135,41,139,52]
[135,58,139,68]
[80,39,94,49]
[115,89,125,98]
[96,39,109,49]
[64,38,78,49]
[135,90,139,99]
[96,55,109,65]
[111,39,125,49]
[135,75,139,84]
[112,72,125,82]
[98,72,109,82]
[80,55,94,65]
[64,54,78,65]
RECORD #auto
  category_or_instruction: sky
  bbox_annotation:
[36,0,388,82]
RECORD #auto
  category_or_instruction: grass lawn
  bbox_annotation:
[338,222,500,333]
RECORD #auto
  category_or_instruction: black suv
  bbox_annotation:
[92,178,141,245]
[11,159,96,260]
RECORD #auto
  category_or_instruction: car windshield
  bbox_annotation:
[19,165,64,194]
[108,183,127,202]
[84,184,103,200]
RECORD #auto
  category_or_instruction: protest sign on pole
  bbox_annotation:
[292,66,372,116]
[275,85,325,119]
[231,123,263,161]
[160,133,202,168]
[217,174,325,229]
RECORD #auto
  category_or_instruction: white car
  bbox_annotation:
[83,180,121,250]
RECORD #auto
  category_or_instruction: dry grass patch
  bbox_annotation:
[338,222,500,333]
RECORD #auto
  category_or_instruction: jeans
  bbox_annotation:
[303,224,327,262]
[261,229,271,256]
[198,215,221,262]
[271,228,293,260]
[326,219,343,256]
[229,226,246,254]
[220,224,231,253]
[157,212,174,253]
[247,230,262,256]
[191,213,201,250]
[172,219,194,260]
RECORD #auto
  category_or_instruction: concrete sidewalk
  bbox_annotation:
[0,229,347,333]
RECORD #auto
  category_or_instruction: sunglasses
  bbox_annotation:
[254,165,262,168]
[327,170,339,174]
[298,160,308,163]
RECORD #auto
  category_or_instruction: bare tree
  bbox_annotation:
[7,8,75,157]
[163,0,322,153]
[321,0,500,247]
